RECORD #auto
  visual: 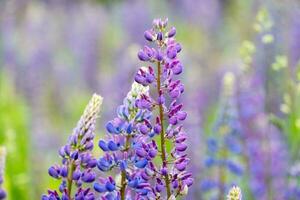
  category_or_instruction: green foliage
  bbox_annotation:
[270,56,300,158]
[0,70,34,199]
[279,80,300,159]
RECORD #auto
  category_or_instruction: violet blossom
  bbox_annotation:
[94,18,192,200]
[135,18,193,199]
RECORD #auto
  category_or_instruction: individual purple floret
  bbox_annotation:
[0,147,6,200]
[135,18,192,199]
[201,73,244,200]
[42,94,103,200]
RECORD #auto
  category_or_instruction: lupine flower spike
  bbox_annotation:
[94,18,192,200]
[227,186,242,200]
[0,147,6,200]
[42,94,103,200]
[135,18,193,199]
[201,72,243,199]
[95,81,154,199]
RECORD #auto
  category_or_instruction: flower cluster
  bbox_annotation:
[94,81,155,199]
[0,147,6,200]
[40,18,192,200]
[227,186,242,200]
[201,73,243,198]
[135,18,192,199]
[94,18,192,200]
[42,94,103,200]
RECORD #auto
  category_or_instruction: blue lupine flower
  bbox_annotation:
[202,73,244,199]
[94,82,155,199]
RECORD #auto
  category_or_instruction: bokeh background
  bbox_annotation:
[0,0,300,199]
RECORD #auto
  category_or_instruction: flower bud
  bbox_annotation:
[167,27,176,38]
[144,30,155,41]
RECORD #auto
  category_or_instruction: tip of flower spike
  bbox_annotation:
[127,81,149,99]
[223,72,235,86]
[82,93,103,119]
[153,18,168,29]
[227,186,242,200]
[91,93,103,108]
[222,72,236,97]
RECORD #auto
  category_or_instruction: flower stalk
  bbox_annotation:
[120,135,131,200]
[157,61,172,198]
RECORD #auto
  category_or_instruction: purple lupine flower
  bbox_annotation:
[201,73,244,199]
[134,18,193,199]
[238,66,288,200]
[94,82,157,199]
[233,11,289,198]
[42,94,103,200]
[94,19,192,200]
[0,147,6,200]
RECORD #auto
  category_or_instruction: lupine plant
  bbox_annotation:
[41,19,193,200]
[95,81,154,199]
[269,52,300,199]
[0,147,6,199]
[201,72,243,200]
[135,18,193,199]
[238,9,288,200]
[42,94,103,200]
[95,18,193,200]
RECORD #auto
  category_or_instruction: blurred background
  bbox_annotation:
[0,0,300,199]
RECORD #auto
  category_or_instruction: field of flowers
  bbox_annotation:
[0,0,300,199]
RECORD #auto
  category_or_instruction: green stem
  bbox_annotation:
[218,148,227,200]
[67,161,76,199]
[157,61,172,198]
[120,135,131,200]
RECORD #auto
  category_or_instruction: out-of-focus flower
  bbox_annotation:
[285,161,300,199]
[202,72,244,199]
[253,8,274,44]
[272,55,288,71]
[238,22,288,199]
